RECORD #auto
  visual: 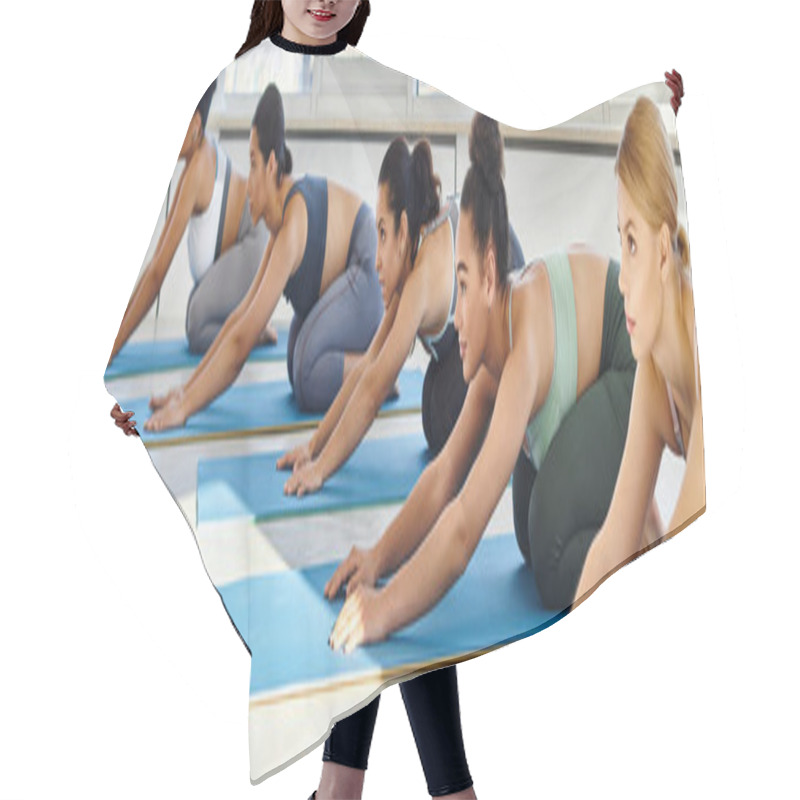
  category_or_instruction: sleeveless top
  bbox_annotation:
[281,175,328,318]
[187,136,231,283]
[509,250,578,471]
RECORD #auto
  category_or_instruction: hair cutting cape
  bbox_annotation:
[105,35,704,783]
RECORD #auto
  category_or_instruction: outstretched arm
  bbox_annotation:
[324,366,496,601]
[108,165,198,364]
[285,277,424,496]
[329,340,536,651]
[278,291,400,472]
[144,208,301,431]
[573,361,665,603]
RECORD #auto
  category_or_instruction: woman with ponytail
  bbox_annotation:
[575,96,704,601]
[275,135,476,800]
[144,78,384,430]
[327,110,644,649]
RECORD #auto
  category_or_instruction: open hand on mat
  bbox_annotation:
[110,403,139,437]
[149,386,183,411]
[283,459,324,497]
[276,440,313,471]
[324,545,380,599]
[665,69,683,114]
[329,584,388,654]
[144,393,187,432]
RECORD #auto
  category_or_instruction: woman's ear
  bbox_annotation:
[399,209,410,260]
[484,241,497,307]
[659,221,671,284]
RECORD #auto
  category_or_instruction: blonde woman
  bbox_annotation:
[575,95,704,601]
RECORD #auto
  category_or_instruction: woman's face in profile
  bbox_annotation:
[281,0,361,41]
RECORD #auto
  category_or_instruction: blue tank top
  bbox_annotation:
[282,175,328,318]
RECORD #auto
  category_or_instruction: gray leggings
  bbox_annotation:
[185,199,268,354]
[512,259,635,610]
[287,203,382,413]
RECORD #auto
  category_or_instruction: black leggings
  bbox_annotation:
[512,259,636,609]
[323,666,473,797]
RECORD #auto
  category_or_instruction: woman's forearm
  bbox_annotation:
[374,461,455,579]
[110,268,162,362]
[310,354,369,457]
[180,323,250,418]
[316,363,387,481]
[380,498,471,635]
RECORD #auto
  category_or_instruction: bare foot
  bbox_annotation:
[257,323,279,347]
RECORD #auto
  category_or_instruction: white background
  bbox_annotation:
[1,1,797,798]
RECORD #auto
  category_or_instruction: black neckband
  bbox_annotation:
[270,32,348,55]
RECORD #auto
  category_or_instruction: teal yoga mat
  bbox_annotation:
[122,369,424,447]
[197,432,431,523]
[104,328,289,380]
[218,533,564,696]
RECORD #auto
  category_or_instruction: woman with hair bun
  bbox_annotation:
[144,80,384,430]
[281,133,525,495]
[575,95,704,601]
[327,110,645,649]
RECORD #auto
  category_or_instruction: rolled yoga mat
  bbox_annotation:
[218,533,565,697]
[121,369,425,448]
[198,432,431,524]
[104,327,290,381]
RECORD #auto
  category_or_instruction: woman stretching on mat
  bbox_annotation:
[280,135,525,496]
[143,80,384,431]
[108,79,271,365]
[574,93,703,601]
[325,111,648,652]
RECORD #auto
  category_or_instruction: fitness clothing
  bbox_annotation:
[511,250,579,471]
[512,258,636,609]
[185,196,268,353]
[282,175,329,319]
[187,136,231,284]
[286,201,382,412]
[323,666,473,797]
[418,200,459,363]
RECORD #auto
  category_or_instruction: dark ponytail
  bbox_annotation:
[253,83,293,183]
[378,137,441,266]
[236,1,372,59]
[460,113,510,284]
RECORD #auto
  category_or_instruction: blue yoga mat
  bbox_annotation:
[122,369,424,447]
[218,533,565,696]
[104,328,290,380]
[198,433,430,524]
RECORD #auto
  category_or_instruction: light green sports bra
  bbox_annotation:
[508,250,578,471]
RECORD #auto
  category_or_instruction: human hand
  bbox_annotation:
[665,69,684,115]
[149,386,183,411]
[283,459,324,497]
[329,584,388,654]
[110,403,139,437]
[276,440,313,471]
[325,545,380,600]
[144,394,187,432]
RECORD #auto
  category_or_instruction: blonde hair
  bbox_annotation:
[615,96,690,274]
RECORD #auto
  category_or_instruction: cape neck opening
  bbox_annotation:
[270,32,348,55]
